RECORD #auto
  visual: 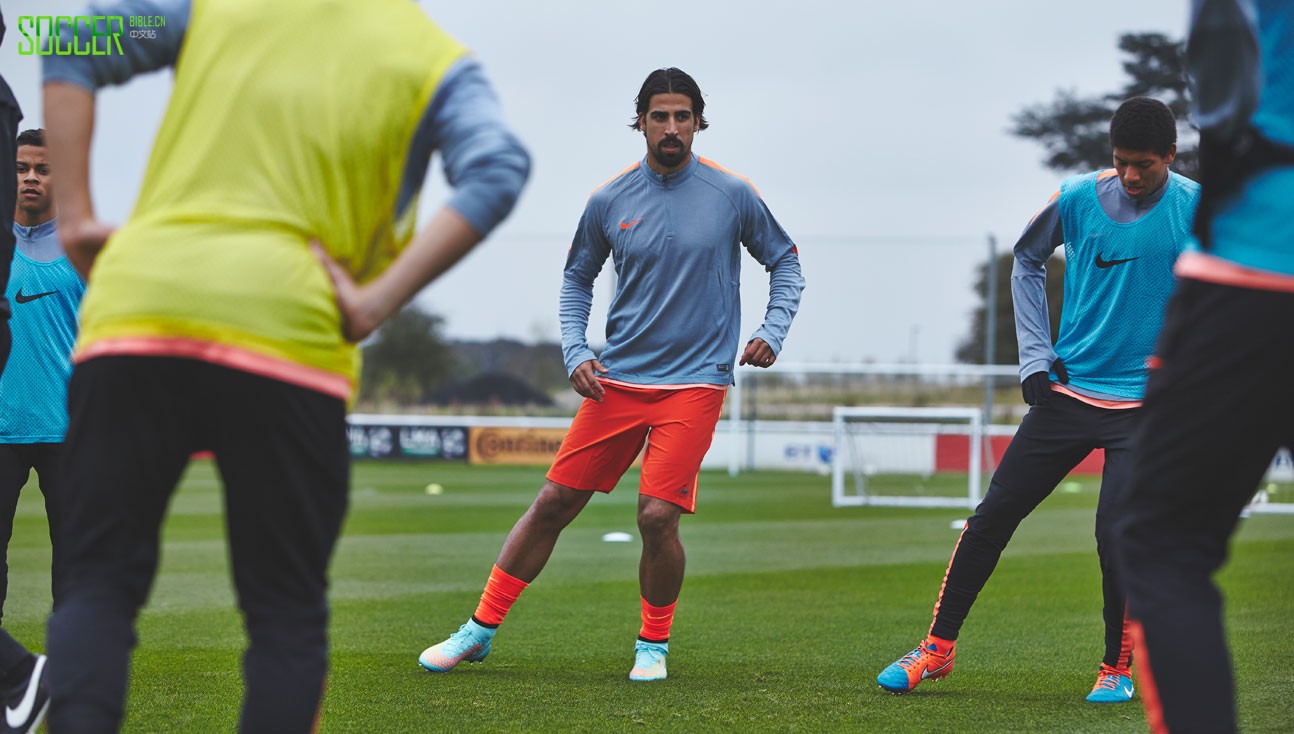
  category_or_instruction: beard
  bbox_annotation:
[651,137,689,169]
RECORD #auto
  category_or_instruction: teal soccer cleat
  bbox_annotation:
[419,619,495,672]
[628,640,668,682]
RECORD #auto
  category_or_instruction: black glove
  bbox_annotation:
[1021,371,1052,406]
[1021,358,1070,406]
[1052,357,1069,384]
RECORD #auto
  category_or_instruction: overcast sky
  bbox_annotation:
[2,0,1191,365]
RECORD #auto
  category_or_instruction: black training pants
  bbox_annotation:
[931,392,1140,670]
[1117,278,1294,734]
[0,443,65,622]
[0,443,63,679]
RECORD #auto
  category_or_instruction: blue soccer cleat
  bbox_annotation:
[629,640,668,682]
[419,619,495,672]
[1086,663,1134,702]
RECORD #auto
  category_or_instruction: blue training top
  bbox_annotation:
[560,154,805,386]
[0,220,85,442]
[1052,171,1199,399]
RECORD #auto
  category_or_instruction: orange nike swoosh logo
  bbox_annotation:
[619,218,643,230]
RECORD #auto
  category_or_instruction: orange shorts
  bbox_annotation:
[546,381,727,513]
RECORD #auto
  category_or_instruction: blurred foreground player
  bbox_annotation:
[1116,1,1294,732]
[41,0,529,730]
[0,11,24,371]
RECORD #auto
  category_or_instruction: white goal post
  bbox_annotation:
[1249,448,1294,515]
[831,406,984,509]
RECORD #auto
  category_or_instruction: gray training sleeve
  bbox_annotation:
[1010,198,1064,380]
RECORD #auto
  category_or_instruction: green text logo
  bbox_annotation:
[17,16,125,56]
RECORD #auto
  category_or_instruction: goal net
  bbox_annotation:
[832,406,984,509]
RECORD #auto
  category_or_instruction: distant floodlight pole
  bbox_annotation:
[983,234,998,427]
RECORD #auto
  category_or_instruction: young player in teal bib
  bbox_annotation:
[0,128,84,734]
[1052,169,1198,398]
[878,98,1198,703]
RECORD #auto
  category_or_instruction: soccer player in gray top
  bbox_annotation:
[419,67,804,683]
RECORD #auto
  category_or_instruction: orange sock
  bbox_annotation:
[639,597,676,642]
[924,634,955,656]
[472,565,529,626]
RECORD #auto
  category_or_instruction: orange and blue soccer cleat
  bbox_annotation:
[418,619,494,672]
[877,640,955,693]
[1085,663,1134,703]
[628,640,668,682]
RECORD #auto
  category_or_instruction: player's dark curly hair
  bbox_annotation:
[630,68,709,131]
[1109,97,1176,156]
[15,128,45,148]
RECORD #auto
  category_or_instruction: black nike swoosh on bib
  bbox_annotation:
[1095,254,1139,269]
[14,290,57,304]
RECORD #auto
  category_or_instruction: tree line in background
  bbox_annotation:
[358,306,568,408]
[958,32,1191,365]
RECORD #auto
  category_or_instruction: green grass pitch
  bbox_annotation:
[4,462,1292,732]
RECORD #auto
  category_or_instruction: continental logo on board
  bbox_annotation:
[469,427,569,466]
